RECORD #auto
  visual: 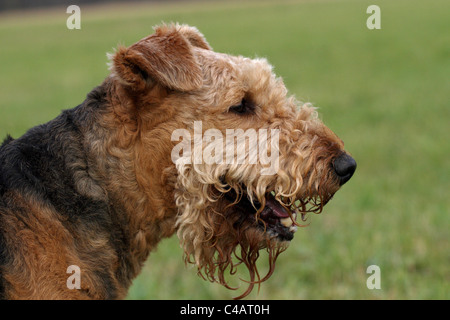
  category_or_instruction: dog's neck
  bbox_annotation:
[76,79,179,280]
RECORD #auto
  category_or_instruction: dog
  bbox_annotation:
[0,24,356,299]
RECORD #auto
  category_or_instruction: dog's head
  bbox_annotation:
[109,24,356,298]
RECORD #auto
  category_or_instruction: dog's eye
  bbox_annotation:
[229,98,253,115]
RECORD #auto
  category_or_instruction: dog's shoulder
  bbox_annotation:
[0,138,11,300]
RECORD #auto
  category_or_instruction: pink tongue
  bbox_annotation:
[266,198,290,218]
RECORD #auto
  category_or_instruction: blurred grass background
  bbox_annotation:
[0,0,448,299]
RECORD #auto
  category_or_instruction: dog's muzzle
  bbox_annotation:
[333,153,357,185]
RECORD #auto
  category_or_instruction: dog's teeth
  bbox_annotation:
[280,217,293,227]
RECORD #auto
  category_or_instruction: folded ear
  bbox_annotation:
[175,24,211,51]
[110,24,210,92]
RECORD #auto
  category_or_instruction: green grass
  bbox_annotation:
[0,0,448,299]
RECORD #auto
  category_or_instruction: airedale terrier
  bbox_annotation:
[0,24,356,299]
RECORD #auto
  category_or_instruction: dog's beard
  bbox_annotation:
[180,196,289,299]
[174,154,340,298]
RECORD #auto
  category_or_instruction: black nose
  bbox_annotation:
[333,153,356,185]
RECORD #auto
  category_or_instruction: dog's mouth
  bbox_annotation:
[257,193,300,241]
[224,186,332,242]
